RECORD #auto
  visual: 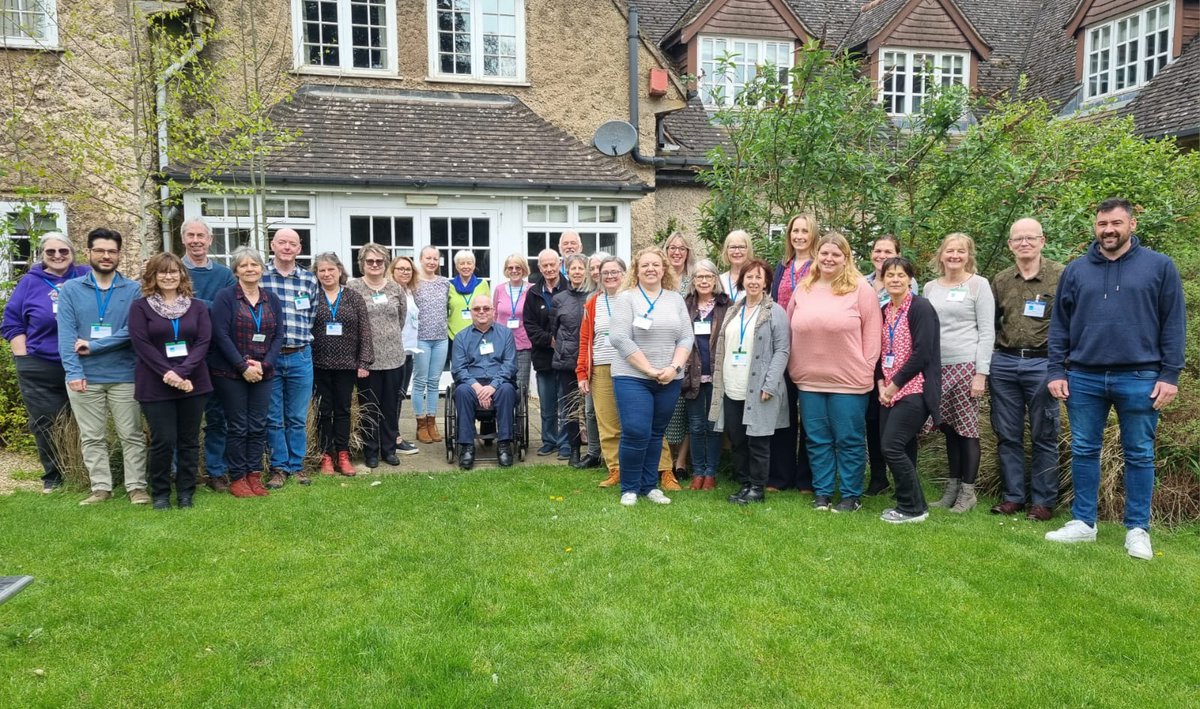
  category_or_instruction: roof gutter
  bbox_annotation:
[626,4,712,169]
[160,172,653,194]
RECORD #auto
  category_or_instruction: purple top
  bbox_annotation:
[1,262,92,362]
[128,298,213,402]
[492,279,532,350]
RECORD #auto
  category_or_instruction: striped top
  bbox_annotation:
[608,287,693,380]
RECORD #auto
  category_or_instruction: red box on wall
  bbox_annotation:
[648,68,668,97]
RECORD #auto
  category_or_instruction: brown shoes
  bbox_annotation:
[337,451,356,476]
[659,469,682,491]
[597,468,620,488]
[426,416,443,442]
[689,475,704,490]
[416,416,433,444]
[990,501,1026,515]
[1026,505,1053,521]
[79,490,112,505]
[320,454,336,475]
[250,472,273,496]
[702,476,717,490]
[206,476,230,493]
[128,489,152,505]
[229,477,256,498]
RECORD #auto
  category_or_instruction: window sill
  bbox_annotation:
[292,66,402,80]
[424,75,531,88]
[1,40,63,51]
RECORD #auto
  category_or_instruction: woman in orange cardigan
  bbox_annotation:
[577,255,673,488]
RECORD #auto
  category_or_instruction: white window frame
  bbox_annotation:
[0,200,66,284]
[1084,1,1173,101]
[698,35,794,108]
[291,0,398,76]
[185,193,317,267]
[878,48,970,115]
[522,200,625,273]
[0,0,57,48]
[426,0,527,84]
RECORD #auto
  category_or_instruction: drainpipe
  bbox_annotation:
[157,10,210,252]
[626,4,712,168]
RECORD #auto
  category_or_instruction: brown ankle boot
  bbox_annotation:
[247,472,270,497]
[597,467,620,488]
[320,453,335,475]
[416,416,433,444]
[426,415,443,442]
[337,451,356,476]
[689,475,704,490]
[229,477,256,498]
[659,469,682,491]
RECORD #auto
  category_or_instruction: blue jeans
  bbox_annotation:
[613,376,681,495]
[799,391,869,498]
[990,353,1060,506]
[411,339,449,418]
[685,382,721,477]
[1066,370,1160,530]
[202,391,228,478]
[536,369,564,451]
[454,380,516,445]
[268,346,314,474]
[214,376,272,479]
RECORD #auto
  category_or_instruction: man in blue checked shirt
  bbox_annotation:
[260,228,320,488]
[451,295,517,471]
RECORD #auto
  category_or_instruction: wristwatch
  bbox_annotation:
[674,365,683,374]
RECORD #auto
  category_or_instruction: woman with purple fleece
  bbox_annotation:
[1,233,91,492]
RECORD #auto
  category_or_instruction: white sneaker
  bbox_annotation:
[1045,519,1097,543]
[880,508,928,524]
[619,492,637,507]
[645,489,671,505]
[1125,528,1153,560]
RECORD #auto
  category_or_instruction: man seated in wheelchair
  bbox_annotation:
[451,294,518,469]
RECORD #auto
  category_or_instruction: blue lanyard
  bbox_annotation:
[508,283,524,313]
[90,274,116,322]
[246,301,263,332]
[789,259,811,291]
[327,288,343,321]
[603,292,612,318]
[726,275,740,302]
[638,285,662,316]
[41,277,62,297]
[738,302,760,350]
[886,305,908,355]
[170,318,181,341]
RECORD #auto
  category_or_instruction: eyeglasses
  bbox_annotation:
[693,274,716,282]
[666,246,688,253]
[471,306,493,312]
[1008,235,1043,244]
[90,248,119,256]
[363,258,386,266]
[505,265,524,271]
[43,248,70,257]
[727,245,748,251]
[393,265,411,271]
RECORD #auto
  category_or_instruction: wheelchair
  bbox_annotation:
[443,381,529,465]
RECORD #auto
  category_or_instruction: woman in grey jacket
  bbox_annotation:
[550,254,592,466]
[709,259,791,504]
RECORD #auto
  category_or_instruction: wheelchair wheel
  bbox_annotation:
[443,384,456,462]
[516,384,529,461]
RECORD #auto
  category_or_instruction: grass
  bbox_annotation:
[2,465,1199,707]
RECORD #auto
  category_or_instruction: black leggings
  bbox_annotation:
[941,425,981,484]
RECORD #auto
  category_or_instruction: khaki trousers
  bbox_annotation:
[589,365,670,475]
[67,382,148,492]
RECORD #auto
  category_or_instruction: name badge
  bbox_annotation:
[731,350,749,367]
[479,341,495,355]
[165,341,189,358]
[295,295,311,310]
[946,287,967,302]
[882,354,895,368]
[693,320,711,336]
[460,309,471,320]
[634,315,653,330]
[52,303,58,314]
[252,333,267,343]
[90,323,113,338]
[326,322,343,336]
[371,293,388,305]
[1023,300,1047,318]
[506,318,521,329]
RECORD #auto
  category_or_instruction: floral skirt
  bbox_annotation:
[937,362,981,438]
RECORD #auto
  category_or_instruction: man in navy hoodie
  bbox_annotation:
[1045,198,1186,560]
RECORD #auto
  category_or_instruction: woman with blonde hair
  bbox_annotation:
[788,231,882,513]
[772,213,817,309]
[412,246,450,443]
[924,232,995,513]
[348,243,406,467]
[719,229,755,304]
[662,231,700,486]
[389,255,421,454]
[128,252,213,509]
[663,231,698,295]
[493,253,532,394]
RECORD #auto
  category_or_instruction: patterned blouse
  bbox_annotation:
[881,292,924,406]
[311,287,373,371]
[346,278,406,371]
[414,276,450,341]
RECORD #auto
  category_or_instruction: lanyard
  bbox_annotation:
[326,288,343,321]
[246,301,263,332]
[603,292,612,318]
[90,274,116,322]
[638,285,663,316]
[41,277,62,297]
[170,318,181,341]
[886,305,908,355]
[738,302,760,350]
[508,283,524,312]
[726,274,740,302]
[790,259,811,291]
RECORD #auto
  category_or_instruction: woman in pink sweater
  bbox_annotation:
[787,232,882,512]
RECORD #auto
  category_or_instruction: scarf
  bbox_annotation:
[147,293,192,320]
[452,274,481,296]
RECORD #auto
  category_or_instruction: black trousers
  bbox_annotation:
[879,396,929,515]
[396,355,413,419]
[767,380,812,490]
[359,367,401,458]
[213,376,271,479]
[13,355,71,486]
[314,368,357,454]
[723,396,770,487]
[143,395,208,500]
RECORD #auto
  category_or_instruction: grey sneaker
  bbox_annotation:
[79,490,112,505]
[881,508,929,524]
[832,497,862,513]
[812,495,832,511]
[128,489,152,505]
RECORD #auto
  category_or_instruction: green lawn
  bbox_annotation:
[2,466,1198,707]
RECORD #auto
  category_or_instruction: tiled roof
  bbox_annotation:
[839,0,908,49]
[167,85,648,193]
[1126,35,1200,138]
[660,95,731,160]
[636,0,704,44]
[1012,0,1080,106]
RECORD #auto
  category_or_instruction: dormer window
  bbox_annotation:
[698,35,794,108]
[1083,1,1172,100]
[879,49,969,115]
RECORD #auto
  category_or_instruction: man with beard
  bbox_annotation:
[1045,198,1186,560]
[57,228,149,505]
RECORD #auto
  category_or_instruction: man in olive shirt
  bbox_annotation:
[989,218,1064,521]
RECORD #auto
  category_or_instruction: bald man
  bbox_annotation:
[988,218,1063,521]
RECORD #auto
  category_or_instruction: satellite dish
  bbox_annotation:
[592,120,638,157]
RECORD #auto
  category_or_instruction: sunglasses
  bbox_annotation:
[363,258,386,266]
[471,306,493,312]
[44,248,71,257]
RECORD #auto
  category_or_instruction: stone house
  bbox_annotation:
[1,0,1197,279]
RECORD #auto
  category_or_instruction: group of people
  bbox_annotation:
[2,199,1185,560]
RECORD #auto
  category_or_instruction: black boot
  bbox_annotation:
[567,445,581,468]
[458,444,476,471]
[574,452,601,469]
[865,475,890,496]
[727,483,751,504]
[737,485,766,504]
[497,441,514,467]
